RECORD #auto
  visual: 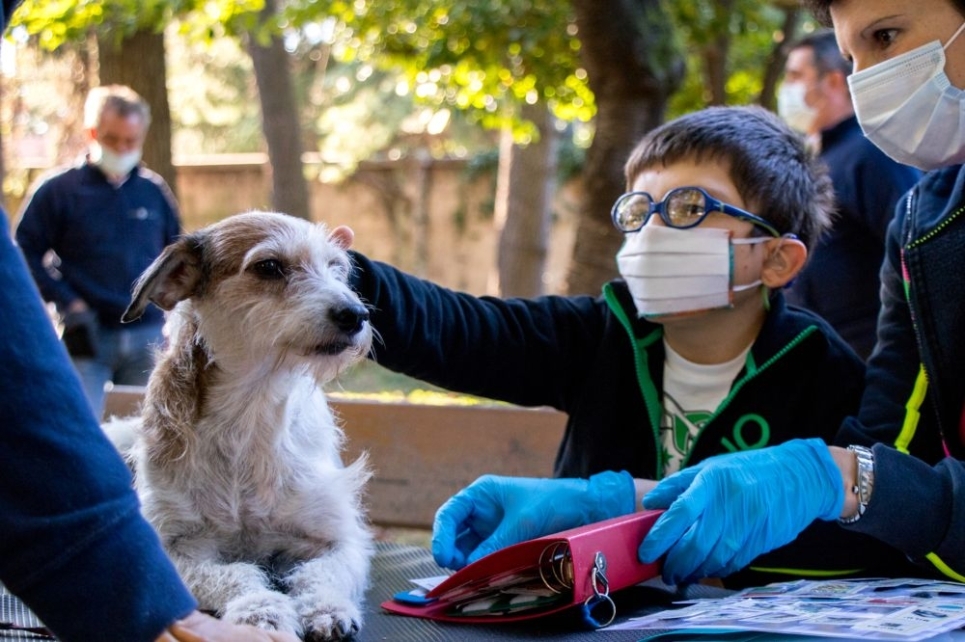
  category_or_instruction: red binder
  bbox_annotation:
[381,510,663,626]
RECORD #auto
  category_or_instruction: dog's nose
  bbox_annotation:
[330,304,370,335]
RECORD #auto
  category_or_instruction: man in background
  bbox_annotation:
[777,30,920,360]
[15,84,180,417]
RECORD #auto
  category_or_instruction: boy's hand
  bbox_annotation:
[638,438,844,585]
[432,471,635,570]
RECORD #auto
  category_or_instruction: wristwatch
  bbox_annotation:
[839,445,875,525]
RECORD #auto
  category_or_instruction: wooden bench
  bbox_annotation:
[103,386,566,529]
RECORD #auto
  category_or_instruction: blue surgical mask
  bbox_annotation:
[848,21,965,171]
[777,82,818,134]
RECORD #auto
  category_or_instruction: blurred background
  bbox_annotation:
[0,0,817,394]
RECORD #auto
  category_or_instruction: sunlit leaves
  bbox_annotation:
[315,0,590,133]
[10,0,264,50]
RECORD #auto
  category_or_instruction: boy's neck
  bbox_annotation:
[661,301,766,365]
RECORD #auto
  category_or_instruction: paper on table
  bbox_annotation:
[604,578,965,641]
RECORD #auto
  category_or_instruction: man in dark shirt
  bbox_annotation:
[15,84,180,417]
[777,31,921,360]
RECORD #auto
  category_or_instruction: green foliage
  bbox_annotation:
[666,0,814,116]
[296,0,594,138]
[8,0,816,170]
[10,0,264,50]
[166,27,264,154]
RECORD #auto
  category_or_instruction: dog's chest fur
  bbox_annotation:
[136,336,360,560]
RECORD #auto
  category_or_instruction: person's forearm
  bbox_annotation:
[635,478,658,509]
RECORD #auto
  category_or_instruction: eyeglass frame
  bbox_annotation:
[611,186,781,238]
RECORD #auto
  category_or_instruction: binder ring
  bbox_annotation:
[538,542,573,593]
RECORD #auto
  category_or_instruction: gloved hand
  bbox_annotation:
[638,438,843,585]
[432,471,635,570]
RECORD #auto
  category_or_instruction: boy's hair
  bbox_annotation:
[802,0,965,27]
[623,105,833,251]
[789,30,850,77]
[84,84,152,130]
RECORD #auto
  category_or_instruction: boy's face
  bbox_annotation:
[832,0,965,88]
[627,159,773,323]
[629,159,761,239]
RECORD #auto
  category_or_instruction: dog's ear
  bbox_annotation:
[329,225,354,250]
[122,236,206,323]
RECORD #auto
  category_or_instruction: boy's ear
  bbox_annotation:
[761,236,807,288]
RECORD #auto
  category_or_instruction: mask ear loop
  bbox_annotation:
[943,20,965,51]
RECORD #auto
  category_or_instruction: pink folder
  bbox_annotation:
[382,510,664,626]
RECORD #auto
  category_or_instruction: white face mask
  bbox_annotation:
[848,21,965,171]
[90,142,142,178]
[777,82,818,134]
[616,224,768,318]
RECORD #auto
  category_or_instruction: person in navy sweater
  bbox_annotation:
[779,30,921,360]
[16,84,179,418]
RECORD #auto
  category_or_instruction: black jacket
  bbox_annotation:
[350,252,917,583]
[835,165,965,581]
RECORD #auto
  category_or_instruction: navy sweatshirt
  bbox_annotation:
[0,213,197,640]
[15,160,180,328]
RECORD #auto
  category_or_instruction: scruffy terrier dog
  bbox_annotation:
[106,211,374,640]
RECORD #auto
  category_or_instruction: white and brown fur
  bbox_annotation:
[104,211,374,640]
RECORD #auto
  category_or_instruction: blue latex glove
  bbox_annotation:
[432,471,636,570]
[638,438,844,585]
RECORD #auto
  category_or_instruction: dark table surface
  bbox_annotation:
[2,542,725,641]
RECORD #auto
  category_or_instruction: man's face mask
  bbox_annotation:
[777,82,818,134]
[849,20,965,171]
[90,142,142,178]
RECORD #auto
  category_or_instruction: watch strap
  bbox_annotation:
[839,444,875,525]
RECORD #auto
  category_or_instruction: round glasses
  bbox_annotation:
[611,186,780,237]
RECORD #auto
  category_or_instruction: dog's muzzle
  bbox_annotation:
[330,303,370,336]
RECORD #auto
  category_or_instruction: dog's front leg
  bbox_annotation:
[285,541,372,641]
[173,554,303,636]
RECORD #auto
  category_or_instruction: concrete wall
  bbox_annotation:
[174,153,581,295]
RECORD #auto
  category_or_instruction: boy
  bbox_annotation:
[349,106,909,584]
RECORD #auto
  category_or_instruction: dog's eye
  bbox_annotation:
[250,259,286,280]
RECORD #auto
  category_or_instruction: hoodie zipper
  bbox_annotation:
[901,188,965,445]
[605,284,817,476]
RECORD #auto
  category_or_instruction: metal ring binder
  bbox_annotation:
[538,541,574,594]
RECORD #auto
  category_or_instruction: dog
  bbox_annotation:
[104,211,374,640]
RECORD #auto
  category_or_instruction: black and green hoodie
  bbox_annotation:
[350,251,919,585]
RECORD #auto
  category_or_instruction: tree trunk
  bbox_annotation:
[492,102,557,297]
[246,0,311,221]
[758,6,802,110]
[703,0,735,106]
[97,29,177,197]
[567,0,685,295]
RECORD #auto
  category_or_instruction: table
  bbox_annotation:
[2,543,721,641]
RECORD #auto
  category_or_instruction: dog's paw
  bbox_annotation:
[300,599,362,641]
[222,590,302,635]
